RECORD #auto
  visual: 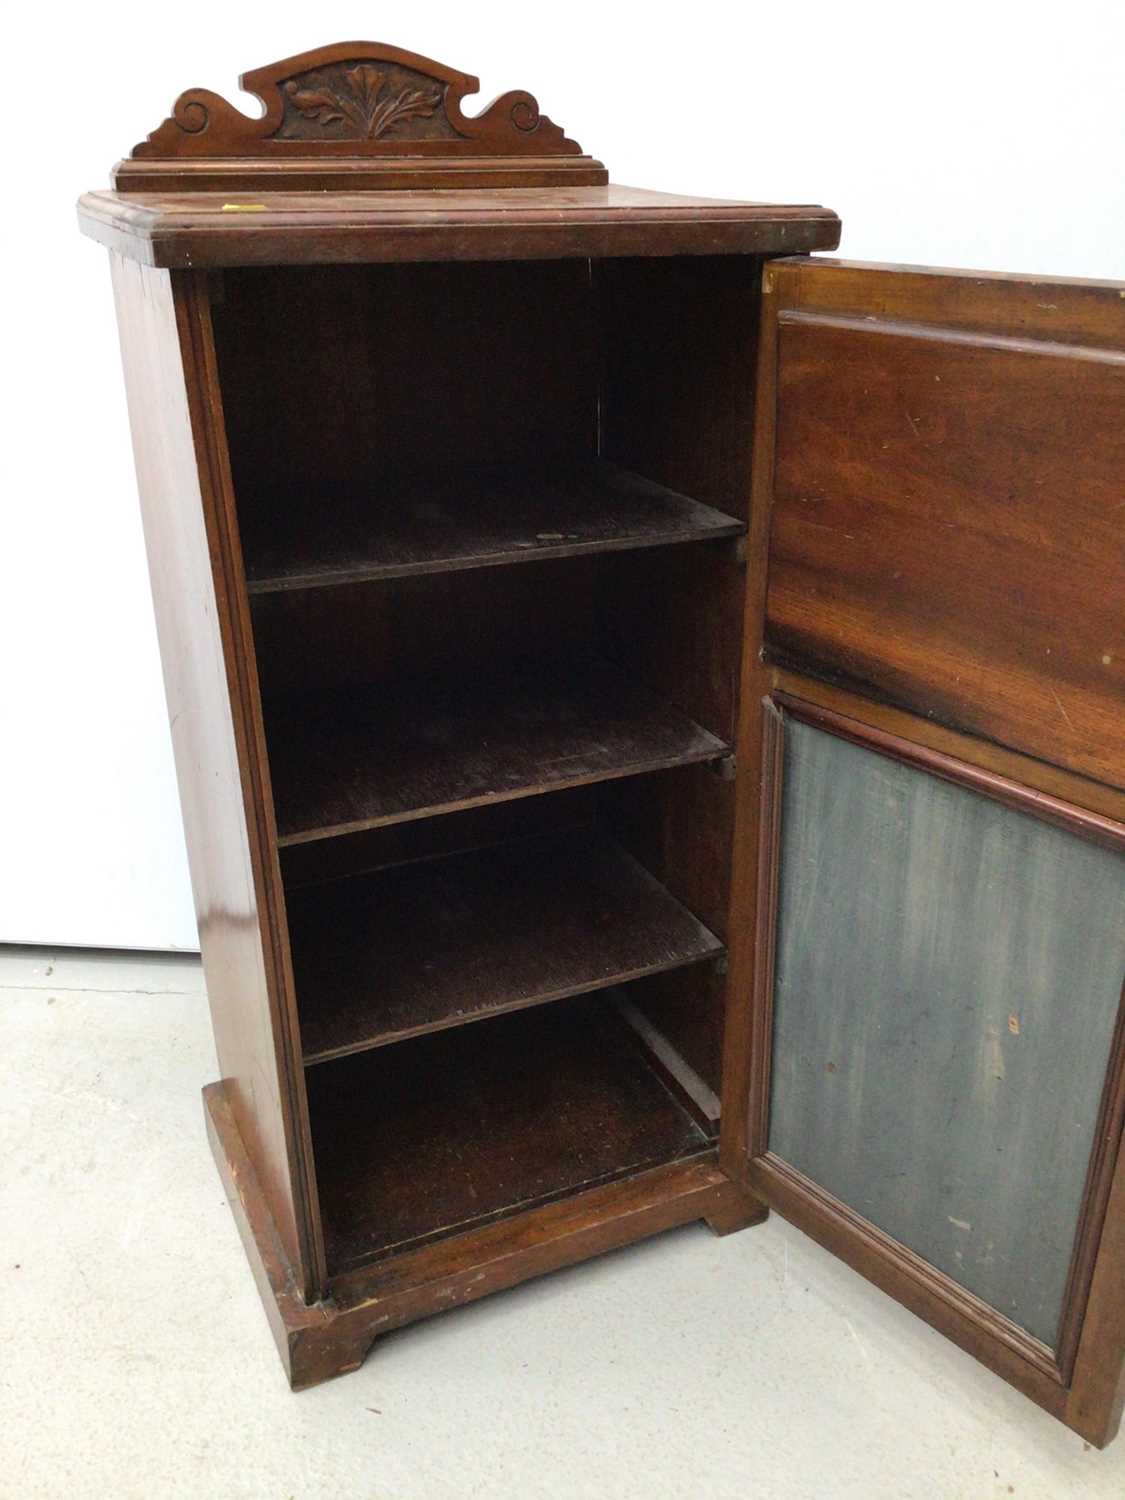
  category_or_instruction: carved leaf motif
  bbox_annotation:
[368,86,440,138]
[284,68,442,140]
[287,88,346,126]
[347,64,385,113]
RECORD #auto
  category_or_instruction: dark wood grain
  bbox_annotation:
[291,829,722,1062]
[213,260,598,504]
[720,255,786,1186]
[110,256,321,1294]
[242,461,742,593]
[765,257,1125,349]
[112,40,604,194]
[279,785,597,890]
[745,262,1125,1446]
[77,187,842,268]
[87,33,818,1405]
[764,277,1125,792]
[596,254,761,1100]
[265,657,730,845]
[306,999,712,1274]
[1069,1109,1125,1444]
[249,557,598,704]
[206,1075,744,1389]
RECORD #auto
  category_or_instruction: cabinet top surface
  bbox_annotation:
[76,39,839,266]
[78,184,841,267]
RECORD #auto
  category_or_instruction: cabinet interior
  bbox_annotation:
[211,253,758,1277]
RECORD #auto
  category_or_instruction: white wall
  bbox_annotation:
[3,1,1122,951]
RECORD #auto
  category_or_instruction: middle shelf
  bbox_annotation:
[265,656,730,846]
[290,826,724,1065]
[241,460,744,594]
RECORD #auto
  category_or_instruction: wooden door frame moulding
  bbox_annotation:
[751,1152,1070,1414]
[771,692,1125,854]
[171,266,329,1297]
[754,1152,1065,1383]
[770,667,1125,827]
[749,686,1125,1444]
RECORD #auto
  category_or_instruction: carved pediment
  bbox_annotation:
[277,62,452,143]
[116,40,605,191]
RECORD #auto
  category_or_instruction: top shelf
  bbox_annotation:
[242,462,743,594]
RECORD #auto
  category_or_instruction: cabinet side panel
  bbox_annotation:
[109,253,314,1290]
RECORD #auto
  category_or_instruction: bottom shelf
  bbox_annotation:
[306,996,713,1275]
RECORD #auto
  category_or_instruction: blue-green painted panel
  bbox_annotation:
[769,718,1125,1348]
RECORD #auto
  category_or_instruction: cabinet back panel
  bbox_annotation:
[597,255,760,520]
[212,259,598,524]
[249,558,598,700]
[769,716,1125,1348]
[280,786,598,889]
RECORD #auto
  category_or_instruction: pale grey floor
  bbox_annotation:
[1,946,1120,1500]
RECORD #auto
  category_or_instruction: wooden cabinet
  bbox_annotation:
[79,40,1125,1447]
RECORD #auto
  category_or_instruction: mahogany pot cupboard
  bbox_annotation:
[78,40,1125,1447]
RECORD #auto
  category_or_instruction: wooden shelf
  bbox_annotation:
[291,828,723,1064]
[305,997,712,1273]
[242,462,743,593]
[266,657,729,846]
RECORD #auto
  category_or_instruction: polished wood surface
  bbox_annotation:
[89,35,813,1403]
[766,258,1125,347]
[292,828,722,1062]
[115,40,604,193]
[264,657,729,845]
[306,999,712,1273]
[763,260,1125,791]
[77,185,842,267]
[109,257,321,1294]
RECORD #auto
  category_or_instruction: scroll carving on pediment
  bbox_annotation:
[128,41,583,161]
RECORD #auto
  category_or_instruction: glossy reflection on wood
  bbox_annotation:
[764,265,1125,791]
[78,186,842,267]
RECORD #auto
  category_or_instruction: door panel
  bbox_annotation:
[740,260,1125,1446]
[768,701,1125,1354]
[766,304,1125,789]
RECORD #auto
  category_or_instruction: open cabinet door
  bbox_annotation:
[729,259,1125,1446]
